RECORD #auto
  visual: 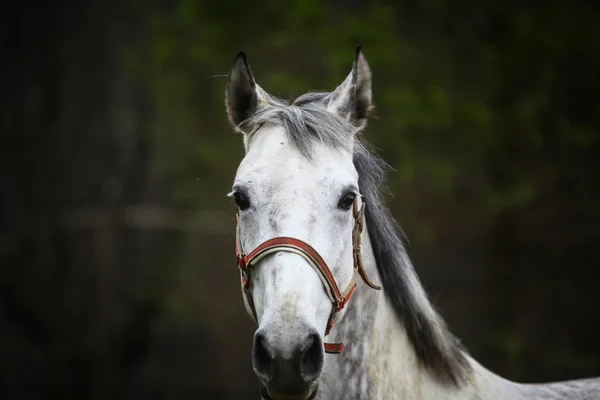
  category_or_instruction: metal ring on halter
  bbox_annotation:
[235,197,381,354]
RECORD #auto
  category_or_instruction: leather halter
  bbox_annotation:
[235,198,381,354]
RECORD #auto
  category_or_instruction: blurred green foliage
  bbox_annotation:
[127,0,598,245]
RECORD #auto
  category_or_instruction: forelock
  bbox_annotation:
[238,91,355,157]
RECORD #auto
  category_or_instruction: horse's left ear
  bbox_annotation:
[327,46,374,132]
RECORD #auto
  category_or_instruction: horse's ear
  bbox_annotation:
[225,51,265,132]
[327,46,373,131]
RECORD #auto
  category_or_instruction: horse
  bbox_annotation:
[224,47,600,400]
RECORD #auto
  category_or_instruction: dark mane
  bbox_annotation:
[353,142,472,385]
[239,91,472,385]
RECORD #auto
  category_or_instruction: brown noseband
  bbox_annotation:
[235,199,381,354]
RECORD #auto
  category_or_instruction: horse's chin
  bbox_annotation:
[259,382,319,400]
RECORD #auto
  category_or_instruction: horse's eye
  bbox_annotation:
[233,191,251,211]
[338,192,356,210]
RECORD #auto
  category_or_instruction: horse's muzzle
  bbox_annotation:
[253,328,323,399]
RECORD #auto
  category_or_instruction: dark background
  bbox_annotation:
[1,1,599,399]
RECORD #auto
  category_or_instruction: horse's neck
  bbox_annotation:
[319,225,525,400]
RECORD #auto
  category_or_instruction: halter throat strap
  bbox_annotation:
[235,199,381,354]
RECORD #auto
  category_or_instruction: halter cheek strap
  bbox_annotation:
[235,199,381,354]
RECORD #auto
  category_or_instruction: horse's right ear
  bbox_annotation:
[226,51,264,133]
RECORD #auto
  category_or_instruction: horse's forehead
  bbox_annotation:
[237,125,357,189]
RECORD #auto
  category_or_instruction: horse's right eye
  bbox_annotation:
[233,191,251,211]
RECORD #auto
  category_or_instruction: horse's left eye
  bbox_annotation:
[338,192,356,210]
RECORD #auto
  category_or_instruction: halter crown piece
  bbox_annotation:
[235,198,382,354]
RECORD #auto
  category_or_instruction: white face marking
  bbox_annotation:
[233,123,358,356]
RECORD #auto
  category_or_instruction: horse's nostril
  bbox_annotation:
[301,332,324,380]
[252,331,273,380]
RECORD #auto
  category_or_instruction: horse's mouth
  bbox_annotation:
[259,382,318,400]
